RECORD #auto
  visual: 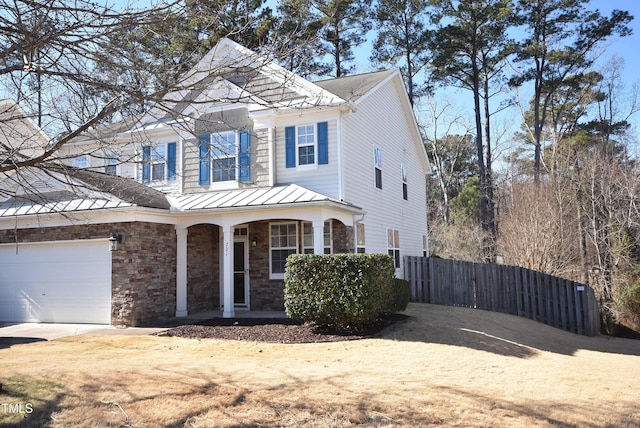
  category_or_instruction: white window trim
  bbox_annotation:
[105,152,118,175]
[374,145,382,190]
[142,143,170,183]
[296,124,318,169]
[75,155,90,168]
[269,221,299,280]
[401,163,408,200]
[387,228,400,269]
[211,131,240,183]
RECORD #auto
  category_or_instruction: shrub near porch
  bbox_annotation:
[284,253,408,329]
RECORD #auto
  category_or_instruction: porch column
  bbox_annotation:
[222,225,235,318]
[176,227,188,317]
[313,220,324,255]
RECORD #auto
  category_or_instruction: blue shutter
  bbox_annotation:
[198,135,210,185]
[239,130,251,182]
[142,146,151,182]
[285,126,295,168]
[317,122,328,165]
[167,142,177,181]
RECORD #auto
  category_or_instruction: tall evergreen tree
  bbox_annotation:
[370,0,431,106]
[428,0,515,261]
[510,0,632,183]
[311,0,372,78]
[274,0,331,78]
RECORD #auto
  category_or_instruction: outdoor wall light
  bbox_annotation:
[251,238,258,247]
[109,233,123,251]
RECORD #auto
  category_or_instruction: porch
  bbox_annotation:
[171,185,363,319]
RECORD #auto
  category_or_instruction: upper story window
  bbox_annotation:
[374,145,382,189]
[285,122,328,168]
[401,163,408,200]
[142,142,176,183]
[297,125,315,165]
[199,130,251,185]
[212,131,237,182]
[74,155,89,168]
[105,153,117,175]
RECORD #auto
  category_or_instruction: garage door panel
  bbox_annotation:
[0,240,112,324]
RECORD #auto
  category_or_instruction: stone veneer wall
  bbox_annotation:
[332,221,354,253]
[0,221,177,327]
[248,221,285,311]
[186,224,220,313]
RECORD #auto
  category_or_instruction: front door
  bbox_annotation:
[233,237,249,307]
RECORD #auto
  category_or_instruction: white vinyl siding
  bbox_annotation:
[276,117,339,198]
[340,76,428,270]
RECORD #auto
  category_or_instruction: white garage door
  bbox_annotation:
[0,240,111,324]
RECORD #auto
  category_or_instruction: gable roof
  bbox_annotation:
[314,69,397,103]
[0,99,51,162]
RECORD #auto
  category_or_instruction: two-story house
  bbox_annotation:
[0,39,430,326]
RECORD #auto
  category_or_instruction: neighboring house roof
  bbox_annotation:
[314,69,397,102]
[0,165,171,217]
[0,99,50,163]
[0,193,134,217]
[65,168,171,210]
[170,183,361,212]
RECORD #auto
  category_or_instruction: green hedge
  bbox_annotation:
[284,253,404,329]
[382,278,411,315]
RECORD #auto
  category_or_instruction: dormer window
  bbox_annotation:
[199,130,251,185]
[212,131,238,182]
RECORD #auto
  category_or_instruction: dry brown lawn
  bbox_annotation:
[1,303,639,427]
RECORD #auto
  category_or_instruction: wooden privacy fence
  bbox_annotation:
[404,256,601,336]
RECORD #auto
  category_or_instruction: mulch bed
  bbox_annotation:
[157,313,409,343]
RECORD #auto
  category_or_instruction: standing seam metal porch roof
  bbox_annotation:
[169,184,361,212]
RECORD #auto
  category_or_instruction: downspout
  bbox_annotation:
[337,101,356,201]
[337,115,344,201]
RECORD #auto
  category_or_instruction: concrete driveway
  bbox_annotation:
[0,323,167,346]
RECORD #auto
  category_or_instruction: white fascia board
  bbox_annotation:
[174,200,363,230]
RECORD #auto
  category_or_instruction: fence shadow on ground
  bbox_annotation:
[380,303,640,357]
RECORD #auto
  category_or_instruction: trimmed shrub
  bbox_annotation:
[284,253,395,329]
[381,278,411,315]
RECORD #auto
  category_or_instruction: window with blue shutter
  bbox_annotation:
[167,142,177,181]
[239,130,251,182]
[285,126,295,168]
[198,135,210,185]
[317,122,328,165]
[286,122,329,168]
[142,146,151,182]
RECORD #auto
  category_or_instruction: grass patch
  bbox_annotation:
[0,376,65,426]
